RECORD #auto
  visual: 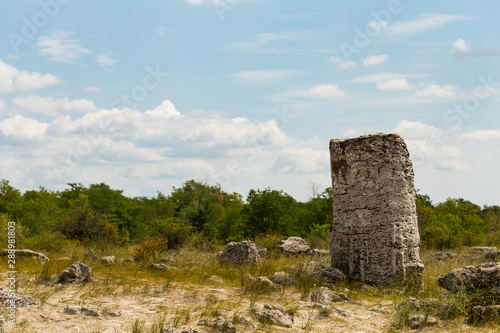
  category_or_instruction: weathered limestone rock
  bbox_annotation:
[310,287,344,305]
[64,305,80,315]
[216,241,260,266]
[329,133,424,285]
[279,237,314,255]
[306,267,346,285]
[468,305,500,324]
[408,315,438,330]
[0,291,39,307]
[58,261,92,283]
[246,276,282,293]
[437,262,500,295]
[98,255,115,264]
[255,304,293,328]
[0,249,49,261]
[270,271,292,285]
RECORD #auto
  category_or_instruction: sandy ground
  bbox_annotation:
[3,282,391,333]
[2,281,495,333]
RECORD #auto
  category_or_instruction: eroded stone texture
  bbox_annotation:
[329,133,424,285]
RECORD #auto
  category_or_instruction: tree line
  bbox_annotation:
[0,179,498,251]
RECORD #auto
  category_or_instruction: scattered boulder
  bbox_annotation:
[242,273,255,286]
[84,249,96,259]
[310,287,346,305]
[299,261,329,274]
[468,305,500,324]
[472,247,497,254]
[279,237,314,255]
[397,297,443,312]
[255,304,293,328]
[160,257,176,265]
[297,301,328,310]
[408,315,438,330]
[64,305,80,315]
[306,267,346,285]
[150,263,177,271]
[98,255,115,265]
[432,252,459,261]
[485,251,500,260]
[437,262,500,295]
[206,275,224,284]
[58,262,92,283]
[108,310,125,317]
[258,247,269,259]
[247,276,281,293]
[370,304,389,314]
[81,305,99,317]
[270,271,292,285]
[329,134,424,286]
[216,241,260,266]
[0,291,40,307]
[0,249,49,261]
[198,316,236,333]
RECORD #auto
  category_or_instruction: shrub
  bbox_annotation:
[133,237,168,262]
[154,217,193,249]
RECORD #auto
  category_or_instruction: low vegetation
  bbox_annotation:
[0,178,499,331]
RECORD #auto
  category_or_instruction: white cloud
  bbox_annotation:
[415,84,458,97]
[0,99,6,110]
[230,70,302,84]
[38,31,93,63]
[345,72,428,84]
[376,78,411,90]
[271,83,346,101]
[450,38,473,55]
[0,60,60,93]
[363,54,388,66]
[459,129,500,142]
[395,120,442,139]
[383,14,467,38]
[85,86,101,93]
[329,56,356,69]
[224,31,316,54]
[309,84,345,98]
[0,115,48,140]
[368,19,389,32]
[144,100,182,119]
[13,95,97,117]
[96,52,117,72]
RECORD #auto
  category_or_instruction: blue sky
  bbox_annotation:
[0,0,499,205]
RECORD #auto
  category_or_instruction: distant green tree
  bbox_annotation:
[170,180,244,243]
[243,188,300,237]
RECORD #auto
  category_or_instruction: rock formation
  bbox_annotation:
[329,133,424,285]
[216,241,260,266]
[278,237,314,255]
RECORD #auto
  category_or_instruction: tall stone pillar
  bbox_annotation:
[329,133,424,285]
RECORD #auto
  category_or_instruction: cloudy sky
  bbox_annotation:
[0,0,499,205]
